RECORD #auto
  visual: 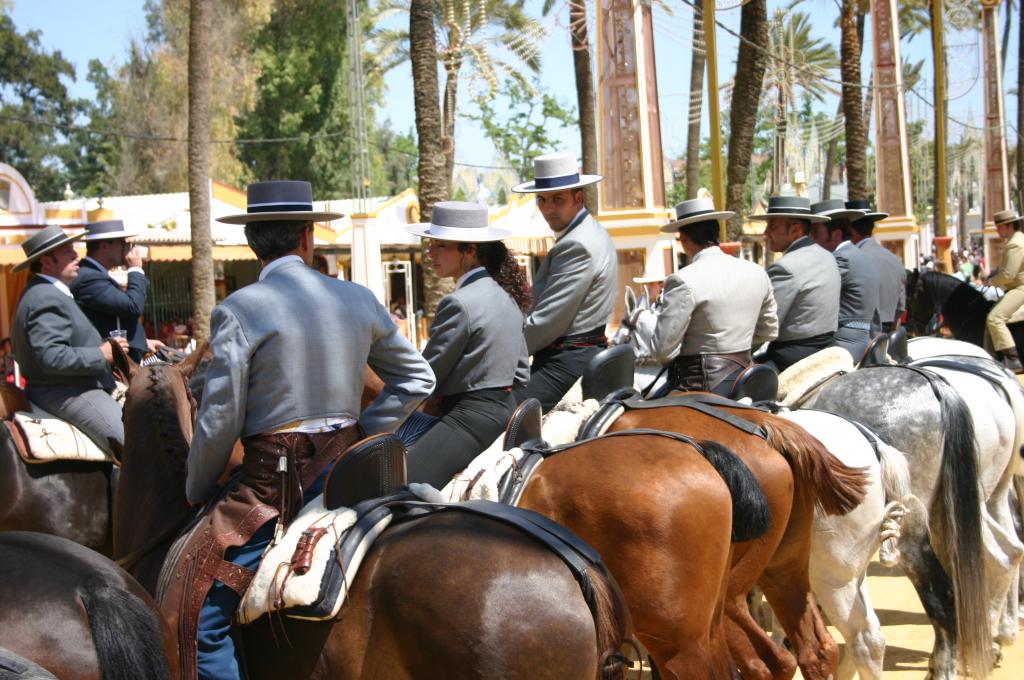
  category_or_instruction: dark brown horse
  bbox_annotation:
[0,531,176,680]
[0,384,114,554]
[606,399,869,680]
[115,358,633,680]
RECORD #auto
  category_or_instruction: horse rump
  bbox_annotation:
[78,576,172,680]
[696,439,771,542]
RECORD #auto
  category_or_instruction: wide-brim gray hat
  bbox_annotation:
[748,196,829,223]
[845,199,888,222]
[993,209,1023,226]
[511,152,603,194]
[405,201,512,242]
[14,225,85,272]
[82,219,142,241]
[660,197,735,233]
[217,180,343,224]
[809,199,864,223]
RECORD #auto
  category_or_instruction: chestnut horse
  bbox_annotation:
[0,531,176,680]
[603,399,869,680]
[115,358,633,680]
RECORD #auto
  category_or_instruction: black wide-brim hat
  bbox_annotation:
[844,199,888,222]
[14,225,85,272]
[660,197,735,233]
[217,180,343,224]
[809,199,865,222]
[748,196,829,223]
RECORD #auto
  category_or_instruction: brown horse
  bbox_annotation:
[115,358,633,680]
[0,384,114,554]
[605,398,869,680]
[518,431,772,680]
[0,531,176,680]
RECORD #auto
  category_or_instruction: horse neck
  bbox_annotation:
[114,366,194,581]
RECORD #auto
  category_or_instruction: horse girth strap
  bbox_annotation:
[619,394,768,439]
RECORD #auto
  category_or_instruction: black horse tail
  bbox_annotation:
[78,577,172,680]
[697,439,772,542]
[928,376,991,676]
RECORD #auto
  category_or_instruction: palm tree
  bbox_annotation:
[188,0,214,343]
[373,0,545,194]
[725,0,769,238]
[764,8,839,193]
[840,0,868,199]
[686,3,705,199]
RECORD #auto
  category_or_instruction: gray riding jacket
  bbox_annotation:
[767,236,841,341]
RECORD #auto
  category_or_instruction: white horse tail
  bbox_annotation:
[876,442,911,567]
[928,375,992,676]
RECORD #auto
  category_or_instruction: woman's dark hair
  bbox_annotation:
[680,220,720,247]
[458,241,531,313]
[244,220,311,260]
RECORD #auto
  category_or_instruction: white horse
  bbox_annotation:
[611,289,912,678]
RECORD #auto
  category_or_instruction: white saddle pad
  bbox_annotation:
[238,495,359,624]
[13,407,114,464]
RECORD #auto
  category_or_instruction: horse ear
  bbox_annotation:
[624,287,636,315]
[109,339,137,385]
[178,340,210,380]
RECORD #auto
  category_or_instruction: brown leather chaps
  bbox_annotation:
[159,426,360,680]
[668,350,752,396]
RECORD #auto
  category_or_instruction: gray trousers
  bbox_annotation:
[27,385,124,456]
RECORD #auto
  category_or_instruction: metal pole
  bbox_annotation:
[932,0,948,236]
[703,0,726,241]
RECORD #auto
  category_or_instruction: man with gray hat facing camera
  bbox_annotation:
[510,151,617,412]
[652,198,778,394]
[808,199,881,362]
[985,208,1024,372]
[11,225,129,456]
[71,219,162,362]
[753,196,841,371]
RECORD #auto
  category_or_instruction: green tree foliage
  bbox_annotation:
[372,122,418,195]
[0,11,76,200]
[463,79,576,182]
[61,60,120,198]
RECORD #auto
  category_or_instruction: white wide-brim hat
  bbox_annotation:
[511,152,603,194]
[748,196,830,223]
[405,201,513,242]
[13,225,86,272]
[217,180,343,224]
[660,198,735,233]
[633,271,664,284]
[82,220,143,241]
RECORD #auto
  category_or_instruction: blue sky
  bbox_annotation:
[8,0,1021,178]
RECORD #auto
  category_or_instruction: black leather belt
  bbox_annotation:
[547,326,608,350]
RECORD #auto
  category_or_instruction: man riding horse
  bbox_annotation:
[754,196,841,371]
[511,152,618,412]
[986,208,1024,372]
[651,198,778,394]
[182,180,434,680]
[11,225,130,457]
[847,199,906,333]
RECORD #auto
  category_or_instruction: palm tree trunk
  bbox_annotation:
[410,0,452,319]
[188,0,214,343]
[841,0,868,199]
[686,3,705,199]
[821,100,842,200]
[725,0,769,238]
[442,57,461,198]
[1001,0,1013,77]
[570,0,598,212]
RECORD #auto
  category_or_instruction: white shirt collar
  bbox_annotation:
[692,245,722,262]
[552,208,589,241]
[37,274,73,298]
[259,254,304,281]
[457,266,487,289]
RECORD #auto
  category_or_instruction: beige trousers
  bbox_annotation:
[986,288,1024,351]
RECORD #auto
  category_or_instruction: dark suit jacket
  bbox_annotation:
[70,258,149,359]
[12,276,113,390]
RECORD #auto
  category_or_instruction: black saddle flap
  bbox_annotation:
[888,326,908,362]
[324,434,407,511]
[730,364,778,403]
[582,344,635,402]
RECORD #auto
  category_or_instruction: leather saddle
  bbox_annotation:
[887,326,908,363]
[323,433,408,511]
[729,364,778,403]
[582,344,635,402]
[858,333,891,368]
[498,398,547,505]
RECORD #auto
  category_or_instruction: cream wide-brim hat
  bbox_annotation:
[511,152,603,194]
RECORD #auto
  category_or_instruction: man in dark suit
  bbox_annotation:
[71,220,160,362]
[11,226,130,455]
